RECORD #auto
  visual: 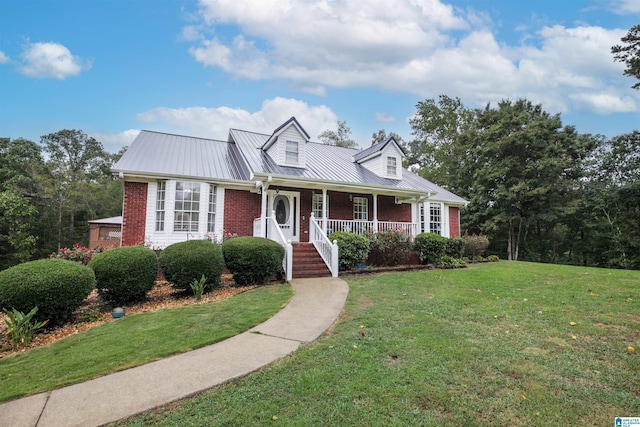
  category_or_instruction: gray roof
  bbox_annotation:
[113,125,467,205]
[88,216,122,225]
[353,136,404,162]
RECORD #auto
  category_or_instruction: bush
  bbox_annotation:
[330,232,370,270]
[89,246,158,305]
[439,255,467,268]
[487,255,500,262]
[463,234,490,258]
[0,259,95,326]
[413,233,448,265]
[158,240,223,292]
[222,237,284,285]
[49,244,101,265]
[367,231,412,266]
[445,237,465,259]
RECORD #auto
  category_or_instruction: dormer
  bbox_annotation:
[261,117,310,168]
[353,136,405,180]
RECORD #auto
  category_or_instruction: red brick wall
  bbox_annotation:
[224,189,262,237]
[449,206,461,237]
[122,182,147,246]
[326,192,410,222]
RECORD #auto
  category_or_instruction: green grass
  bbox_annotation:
[0,284,293,402]
[118,262,640,426]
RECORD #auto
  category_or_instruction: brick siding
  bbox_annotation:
[122,182,147,246]
[449,206,461,237]
[223,189,262,237]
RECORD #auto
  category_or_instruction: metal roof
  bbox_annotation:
[113,126,467,205]
[88,216,123,225]
[352,136,405,162]
[113,130,250,182]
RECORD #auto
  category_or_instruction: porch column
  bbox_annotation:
[322,188,328,233]
[373,193,378,233]
[261,182,268,237]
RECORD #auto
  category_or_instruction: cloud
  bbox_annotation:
[19,42,91,79]
[184,0,639,116]
[375,113,396,123]
[92,130,141,152]
[611,0,640,14]
[136,97,338,140]
[0,51,10,64]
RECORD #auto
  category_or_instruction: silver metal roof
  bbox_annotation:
[352,136,404,162]
[88,216,123,224]
[113,126,467,205]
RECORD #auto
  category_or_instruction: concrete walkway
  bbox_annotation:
[0,277,349,427]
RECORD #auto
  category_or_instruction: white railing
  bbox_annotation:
[253,217,262,238]
[326,219,418,239]
[309,213,339,277]
[264,211,293,282]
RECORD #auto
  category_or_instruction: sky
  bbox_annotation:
[1,0,639,153]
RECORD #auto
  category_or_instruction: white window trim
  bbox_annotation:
[386,156,397,177]
[353,196,369,221]
[285,140,299,165]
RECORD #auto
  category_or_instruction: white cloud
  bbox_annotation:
[570,93,638,114]
[184,0,640,116]
[19,42,91,79]
[0,51,10,64]
[92,130,141,152]
[375,113,396,123]
[611,0,640,14]
[136,97,338,140]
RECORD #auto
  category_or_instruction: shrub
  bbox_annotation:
[487,255,500,262]
[158,240,223,292]
[367,230,412,266]
[330,232,370,271]
[439,255,467,268]
[413,233,448,265]
[0,259,95,326]
[222,237,284,285]
[89,245,158,305]
[2,307,48,349]
[463,234,490,258]
[49,244,102,265]
[445,237,466,259]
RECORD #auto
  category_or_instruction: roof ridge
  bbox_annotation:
[141,129,226,143]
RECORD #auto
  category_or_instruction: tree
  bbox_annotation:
[0,137,44,196]
[612,24,640,89]
[40,130,111,249]
[318,120,357,148]
[371,129,404,147]
[0,190,38,269]
[407,95,475,190]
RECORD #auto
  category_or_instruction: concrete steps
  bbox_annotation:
[292,243,331,278]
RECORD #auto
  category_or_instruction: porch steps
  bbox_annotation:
[292,243,332,279]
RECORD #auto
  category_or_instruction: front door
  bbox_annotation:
[269,190,300,242]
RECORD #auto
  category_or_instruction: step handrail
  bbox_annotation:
[309,213,338,277]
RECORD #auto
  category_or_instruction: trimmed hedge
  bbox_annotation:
[222,237,284,285]
[463,234,490,258]
[89,246,158,305]
[330,231,370,271]
[445,237,466,259]
[368,230,412,266]
[0,259,95,326]
[413,233,448,265]
[158,240,223,292]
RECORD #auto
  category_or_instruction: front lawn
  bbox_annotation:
[0,283,293,402]
[120,262,640,426]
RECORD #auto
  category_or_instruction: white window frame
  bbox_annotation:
[155,181,166,232]
[285,140,299,164]
[429,202,442,235]
[174,181,200,232]
[207,185,217,233]
[387,156,397,177]
[353,197,369,221]
[312,193,325,219]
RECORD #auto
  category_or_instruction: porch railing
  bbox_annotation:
[253,212,293,281]
[309,213,339,277]
[325,219,417,238]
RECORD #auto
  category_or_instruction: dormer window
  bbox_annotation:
[387,156,397,177]
[285,140,299,164]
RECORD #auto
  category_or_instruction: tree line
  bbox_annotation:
[0,130,123,270]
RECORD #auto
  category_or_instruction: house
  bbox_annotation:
[112,117,467,279]
[88,216,122,249]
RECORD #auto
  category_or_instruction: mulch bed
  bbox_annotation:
[0,274,256,358]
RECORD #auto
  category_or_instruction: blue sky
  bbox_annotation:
[1,0,639,153]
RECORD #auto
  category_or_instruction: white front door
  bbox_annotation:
[269,190,300,242]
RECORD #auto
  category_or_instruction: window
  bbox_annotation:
[155,181,166,231]
[419,203,426,234]
[429,203,442,235]
[207,185,216,233]
[387,156,397,176]
[285,140,299,164]
[311,193,329,219]
[174,181,200,232]
[353,197,368,221]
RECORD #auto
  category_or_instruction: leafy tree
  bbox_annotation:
[319,120,357,148]
[0,191,38,269]
[407,95,475,190]
[612,24,640,90]
[0,137,44,196]
[371,129,404,147]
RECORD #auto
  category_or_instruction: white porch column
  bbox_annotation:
[260,182,268,237]
[373,194,378,232]
[322,188,328,233]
